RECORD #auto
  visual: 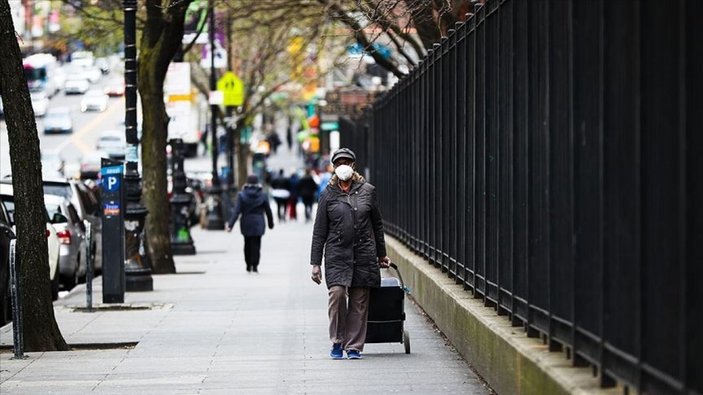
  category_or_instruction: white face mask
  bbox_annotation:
[334,165,353,181]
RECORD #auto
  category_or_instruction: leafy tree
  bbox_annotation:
[0,0,68,351]
[185,0,328,187]
[57,1,124,56]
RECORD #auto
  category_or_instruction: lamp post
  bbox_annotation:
[123,0,153,291]
[169,138,196,255]
[205,0,225,230]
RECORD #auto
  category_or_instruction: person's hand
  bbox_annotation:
[225,225,232,233]
[268,223,274,230]
[378,256,391,268]
[311,265,322,284]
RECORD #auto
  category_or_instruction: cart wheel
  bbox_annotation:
[403,330,410,354]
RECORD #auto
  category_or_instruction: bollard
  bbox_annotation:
[9,239,26,359]
[84,220,93,312]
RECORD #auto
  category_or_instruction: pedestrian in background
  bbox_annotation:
[310,148,391,360]
[270,169,290,222]
[297,168,318,222]
[316,162,333,201]
[288,170,300,221]
[226,175,274,273]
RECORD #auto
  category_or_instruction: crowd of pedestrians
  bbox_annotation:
[268,165,331,223]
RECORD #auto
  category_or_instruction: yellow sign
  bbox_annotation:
[217,71,244,107]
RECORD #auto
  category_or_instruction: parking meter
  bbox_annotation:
[100,158,125,303]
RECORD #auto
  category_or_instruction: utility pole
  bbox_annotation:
[205,0,225,229]
[123,0,153,291]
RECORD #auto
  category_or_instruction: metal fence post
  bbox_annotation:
[9,239,25,359]
[85,220,94,312]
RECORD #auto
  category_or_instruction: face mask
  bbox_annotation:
[335,165,353,181]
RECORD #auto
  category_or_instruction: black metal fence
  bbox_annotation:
[341,0,702,393]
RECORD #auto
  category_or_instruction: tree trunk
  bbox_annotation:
[138,70,175,274]
[137,0,193,274]
[0,0,68,351]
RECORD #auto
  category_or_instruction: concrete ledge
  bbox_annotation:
[386,237,622,395]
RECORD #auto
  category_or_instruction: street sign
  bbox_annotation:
[321,121,339,131]
[100,159,125,304]
[217,71,244,107]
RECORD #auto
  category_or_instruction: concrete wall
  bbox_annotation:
[386,237,623,395]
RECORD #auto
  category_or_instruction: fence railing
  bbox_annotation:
[342,0,702,393]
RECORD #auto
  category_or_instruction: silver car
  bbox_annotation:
[44,194,87,290]
[96,130,126,159]
[43,179,102,275]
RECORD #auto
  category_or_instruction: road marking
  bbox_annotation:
[54,98,124,155]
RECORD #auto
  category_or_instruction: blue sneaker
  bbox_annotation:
[346,350,362,359]
[329,343,343,359]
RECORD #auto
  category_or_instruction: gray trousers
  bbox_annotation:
[328,286,370,352]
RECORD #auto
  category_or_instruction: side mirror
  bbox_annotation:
[51,212,68,224]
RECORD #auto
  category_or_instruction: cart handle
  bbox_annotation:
[387,262,410,294]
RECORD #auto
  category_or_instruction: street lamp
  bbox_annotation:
[123,0,153,291]
[205,0,225,230]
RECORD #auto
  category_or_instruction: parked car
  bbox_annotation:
[103,78,125,97]
[63,76,90,95]
[79,151,107,180]
[42,179,102,275]
[96,130,126,159]
[95,57,110,75]
[0,200,15,326]
[41,151,66,179]
[43,107,73,134]
[0,184,60,300]
[81,89,109,112]
[84,67,102,84]
[30,91,49,117]
[43,194,87,290]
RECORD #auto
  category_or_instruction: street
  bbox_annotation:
[0,65,125,180]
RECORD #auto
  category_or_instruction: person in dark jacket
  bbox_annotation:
[310,148,391,359]
[226,175,274,273]
[297,168,318,222]
[270,169,291,222]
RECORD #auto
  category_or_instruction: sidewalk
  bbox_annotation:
[1,218,491,394]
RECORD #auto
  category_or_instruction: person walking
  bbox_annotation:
[226,175,274,273]
[297,168,318,222]
[270,169,291,222]
[309,148,391,360]
[288,170,300,221]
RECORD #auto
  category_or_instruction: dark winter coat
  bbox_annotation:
[310,172,387,288]
[228,185,274,236]
[298,175,318,200]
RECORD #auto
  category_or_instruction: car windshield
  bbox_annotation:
[43,184,71,199]
[45,202,62,221]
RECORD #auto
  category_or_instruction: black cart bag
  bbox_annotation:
[365,263,411,354]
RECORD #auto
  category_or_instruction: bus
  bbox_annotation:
[23,54,61,97]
